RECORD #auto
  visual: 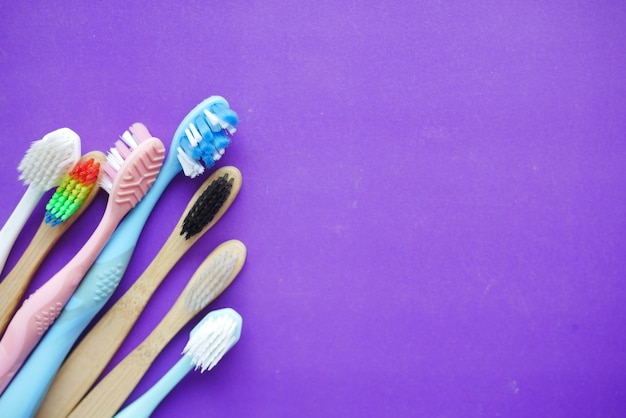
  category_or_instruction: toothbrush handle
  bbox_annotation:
[114,357,194,418]
[0,250,134,418]
[0,221,60,336]
[69,335,170,418]
[0,215,118,393]
[0,186,44,275]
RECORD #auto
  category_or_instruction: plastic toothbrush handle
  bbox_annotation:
[0,186,43,274]
[114,357,194,418]
[0,214,118,394]
[0,250,134,418]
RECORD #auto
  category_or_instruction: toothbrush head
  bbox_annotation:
[100,124,165,212]
[183,308,242,372]
[44,156,103,226]
[184,240,247,313]
[173,96,238,178]
[17,128,81,190]
[179,170,238,240]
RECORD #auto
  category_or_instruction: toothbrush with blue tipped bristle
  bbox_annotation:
[67,240,246,418]
[0,151,106,336]
[0,128,81,276]
[0,96,238,417]
[114,308,242,418]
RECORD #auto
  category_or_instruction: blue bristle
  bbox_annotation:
[179,137,203,160]
[194,114,216,139]
[197,136,219,165]
[213,131,231,150]
[209,102,239,127]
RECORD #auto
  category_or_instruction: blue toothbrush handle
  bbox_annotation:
[114,356,194,418]
[0,249,134,418]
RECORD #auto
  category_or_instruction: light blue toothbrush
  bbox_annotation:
[0,96,238,418]
[114,308,242,418]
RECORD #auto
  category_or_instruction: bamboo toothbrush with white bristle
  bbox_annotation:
[114,308,242,418]
[35,166,242,418]
[0,151,106,335]
[0,128,81,275]
[68,242,246,418]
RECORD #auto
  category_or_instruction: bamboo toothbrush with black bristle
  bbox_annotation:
[34,165,242,418]
[68,242,246,418]
[0,151,106,336]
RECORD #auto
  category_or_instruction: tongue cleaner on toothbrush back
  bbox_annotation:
[0,152,106,336]
[0,128,81,275]
[114,308,242,418]
[69,242,246,418]
[36,165,242,418]
[0,130,165,393]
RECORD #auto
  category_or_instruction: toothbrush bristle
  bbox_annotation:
[183,311,241,372]
[44,158,101,226]
[176,97,238,178]
[18,128,81,189]
[184,249,239,312]
[99,128,152,194]
[179,173,234,240]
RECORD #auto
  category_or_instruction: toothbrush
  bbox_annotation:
[114,308,242,418]
[0,128,81,275]
[0,127,165,393]
[68,243,245,418]
[35,166,242,418]
[0,151,106,335]
[8,96,237,417]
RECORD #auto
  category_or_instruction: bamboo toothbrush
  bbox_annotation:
[36,166,242,418]
[0,151,106,335]
[0,126,165,393]
[68,242,246,418]
[114,308,242,418]
[5,96,238,417]
[0,128,81,275]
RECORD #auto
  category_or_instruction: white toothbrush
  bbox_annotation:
[0,128,80,274]
[114,308,242,418]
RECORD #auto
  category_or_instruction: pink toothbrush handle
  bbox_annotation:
[0,213,120,394]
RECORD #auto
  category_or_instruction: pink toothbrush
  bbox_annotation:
[0,123,165,393]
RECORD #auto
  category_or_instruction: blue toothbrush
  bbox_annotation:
[0,96,238,418]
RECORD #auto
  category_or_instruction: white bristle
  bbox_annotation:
[120,130,139,149]
[184,250,238,313]
[107,148,124,171]
[17,128,81,190]
[189,123,202,144]
[99,176,113,193]
[177,147,204,178]
[184,127,198,147]
[203,109,236,135]
[183,314,239,372]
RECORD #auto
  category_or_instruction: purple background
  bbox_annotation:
[1,1,625,417]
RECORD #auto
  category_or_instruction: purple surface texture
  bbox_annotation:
[1,1,625,417]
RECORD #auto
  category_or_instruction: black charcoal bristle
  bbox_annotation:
[180,174,234,239]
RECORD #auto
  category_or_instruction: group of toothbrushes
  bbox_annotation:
[0,96,246,418]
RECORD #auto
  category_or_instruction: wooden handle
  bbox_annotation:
[38,166,242,418]
[0,151,106,336]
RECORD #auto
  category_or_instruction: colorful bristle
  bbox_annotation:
[45,158,101,226]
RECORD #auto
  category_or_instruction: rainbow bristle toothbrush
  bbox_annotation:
[114,308,242,418]
[37,166,242,418]
[0,151,106,336]
[0,128,81,275]
[68,242,245,418]
[0,127,165,393]
[28,96,238,418]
